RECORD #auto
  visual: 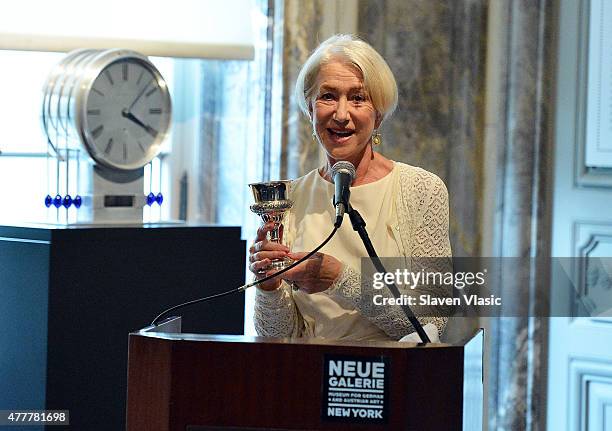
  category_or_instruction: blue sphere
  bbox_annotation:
[44,195,52,208]
[62,194,72,208]
[74,195,82,209]
[146,192,156,206]
[155,192,164,205]
[53,194,62,208]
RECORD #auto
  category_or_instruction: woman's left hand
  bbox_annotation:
[281,252,343,294]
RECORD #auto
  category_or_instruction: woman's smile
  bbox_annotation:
[326,127,355,143]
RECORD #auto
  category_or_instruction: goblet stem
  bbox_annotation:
[269,223,281,243]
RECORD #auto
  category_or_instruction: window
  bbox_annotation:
[0,51,174,224]
[0,4,270,226]
[0,0,274,335]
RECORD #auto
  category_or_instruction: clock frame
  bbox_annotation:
[40,49,173,223]
[72,49,172,171]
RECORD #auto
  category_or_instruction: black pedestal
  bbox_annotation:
[0,224,246,430]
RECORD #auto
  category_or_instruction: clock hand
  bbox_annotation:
[128,79,153,112]
[122,109,158,138]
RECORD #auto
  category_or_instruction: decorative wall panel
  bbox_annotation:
[574,222,612,320]
[569,358,612,431]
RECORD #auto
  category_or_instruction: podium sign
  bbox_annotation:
[321,354,390,424]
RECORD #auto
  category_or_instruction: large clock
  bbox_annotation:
[73,49,172,171]
[41,49,173,223]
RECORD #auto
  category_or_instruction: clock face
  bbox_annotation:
[82,57,171,170]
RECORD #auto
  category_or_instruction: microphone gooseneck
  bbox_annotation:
[330,161,356,227]
[347,207,431,344]
[328,161,431,343]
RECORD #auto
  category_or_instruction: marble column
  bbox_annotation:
[359,0,487,258]
[483,0,556,430]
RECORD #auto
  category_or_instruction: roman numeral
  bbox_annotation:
[92,88,105,97]
[149,108,162,114]
[123,143,128,160]
[105,70,114,86]
[122,63,128,81]
[104,138,114,154]
[87,109,100,115]
[145,87,158,97]
[137,141,145,152]
[92,125,104,139]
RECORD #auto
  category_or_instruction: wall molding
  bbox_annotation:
[573,222,612,320]
[569,357,612,431]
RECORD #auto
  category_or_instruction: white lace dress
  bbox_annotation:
[253,162,452,341]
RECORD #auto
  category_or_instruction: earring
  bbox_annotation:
[372,129,382,146]
[312,130,318,142]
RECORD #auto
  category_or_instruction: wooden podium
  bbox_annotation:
[126,318,483,430]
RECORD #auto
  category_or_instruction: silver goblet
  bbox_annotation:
[249,180,293,273]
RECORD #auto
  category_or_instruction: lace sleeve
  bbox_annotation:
[407,168,452,258]
[253,281,303,337]
[326,265,448,340]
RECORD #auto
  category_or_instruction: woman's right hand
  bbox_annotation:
[248,222,290,291]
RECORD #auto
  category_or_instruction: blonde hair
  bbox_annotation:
[295,34,398,124]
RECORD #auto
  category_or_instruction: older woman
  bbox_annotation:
[249,34,451,341]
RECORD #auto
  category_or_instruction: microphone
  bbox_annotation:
[330,161,356,227]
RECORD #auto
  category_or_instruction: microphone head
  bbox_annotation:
[330,161,356,183]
